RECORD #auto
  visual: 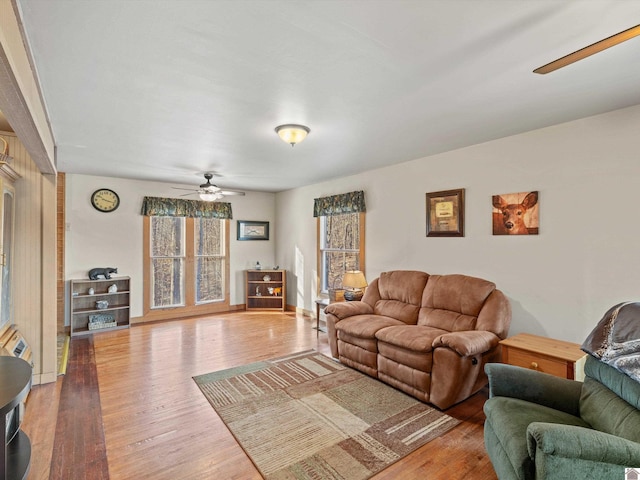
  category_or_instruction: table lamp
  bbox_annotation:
[342,270,367,301]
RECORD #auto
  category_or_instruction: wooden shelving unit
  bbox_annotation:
[69,277,130,336]
[245,269,286,311]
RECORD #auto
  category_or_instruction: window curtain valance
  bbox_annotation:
[313,190,366,217]
[140,196,233,219]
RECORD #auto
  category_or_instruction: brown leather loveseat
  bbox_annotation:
[324,270,511,409]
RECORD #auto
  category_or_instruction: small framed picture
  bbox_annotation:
[237,220,269,241]
[426,188,465,237]
[492,191,539,235]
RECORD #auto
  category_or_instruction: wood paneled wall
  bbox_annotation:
[1,131,57,384]
[57,172,65,331]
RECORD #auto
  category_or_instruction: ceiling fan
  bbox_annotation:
[534,24,640,74]
[172,173,246,201]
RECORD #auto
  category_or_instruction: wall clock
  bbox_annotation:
[91,188,120,212]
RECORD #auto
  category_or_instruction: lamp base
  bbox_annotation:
[343,290,363,301]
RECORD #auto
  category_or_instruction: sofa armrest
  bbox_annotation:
[432,330,500,356]
[324,301,373,320]
[485,363,582,416]
[528,423,640,466]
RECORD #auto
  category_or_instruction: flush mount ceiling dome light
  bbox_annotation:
[275,124,310,147]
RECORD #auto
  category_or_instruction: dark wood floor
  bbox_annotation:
[22,311,498,479]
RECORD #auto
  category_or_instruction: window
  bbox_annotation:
[143,216,230,321]
[318,212,365,292]
[194,217,225,303]
[150,216,185,308]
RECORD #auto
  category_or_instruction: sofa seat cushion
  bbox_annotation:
[376,325,447,372]
[336,315,404,352]
[484,396,591,480]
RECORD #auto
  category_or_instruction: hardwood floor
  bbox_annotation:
[22,311,498,479]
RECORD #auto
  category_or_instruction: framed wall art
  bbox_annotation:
[492,191,539,235]
[237,220,269,241]
[426,188,465,237]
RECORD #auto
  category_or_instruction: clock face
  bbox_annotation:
[91,189,120,212]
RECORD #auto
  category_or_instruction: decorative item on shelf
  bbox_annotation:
[255,286,261,296]
[88,313,116,330]
[273,265,279,270]
[255,261,261,270]
[108,283,118,293]
[88,267,118,280]
[88,287,95,295]
[263,274,271,282]
[273,287,282,296]
[267,287,274,295]
[95,300,109,310]
[342,270,368,301]
[275,124,310,147]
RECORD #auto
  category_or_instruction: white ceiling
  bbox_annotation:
[14,1,640,193]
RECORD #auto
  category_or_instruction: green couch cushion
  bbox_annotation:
[580,376,640,442]
[484,397,590,480]
[584,355,640,410]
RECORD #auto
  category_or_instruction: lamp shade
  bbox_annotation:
[275,124,310,146]
[342,270,368,289]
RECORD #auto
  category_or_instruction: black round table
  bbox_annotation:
[0,356,32,480]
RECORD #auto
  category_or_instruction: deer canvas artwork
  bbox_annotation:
[492,191,539,235]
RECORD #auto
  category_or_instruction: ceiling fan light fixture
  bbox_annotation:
[199,192,222,202]
[275,124,310,146]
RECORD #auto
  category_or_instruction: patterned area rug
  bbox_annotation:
[194,350,460,479]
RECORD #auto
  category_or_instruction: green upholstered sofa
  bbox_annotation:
[483,355,640,479]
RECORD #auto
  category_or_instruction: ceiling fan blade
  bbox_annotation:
[534,24,640,74]
[172,187,198,192]
[179,192,197,197]
[220,190,246,196]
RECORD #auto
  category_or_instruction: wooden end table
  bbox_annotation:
[314,298,330,333]
[500,333,587,380]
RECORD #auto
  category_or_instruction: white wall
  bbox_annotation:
[65,174,276,319]
[276,105,640,344]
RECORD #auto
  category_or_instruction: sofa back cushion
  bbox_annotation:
[580,356,640,442]
[418,274,496,331]
[583,355,640,410]
[580,379,640,442]
[372,270,429,324]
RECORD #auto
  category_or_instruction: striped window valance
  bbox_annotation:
[313,190,366,217]
[140,196,233,219]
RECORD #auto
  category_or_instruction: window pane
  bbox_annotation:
[195,218,223,255]
[323,251,359,290]
[151,217,184,257]
[151,258,184,307]
[195,218,224,304]
[320,213,361,291]
[196,257,224,303]
[322,213,359,249]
